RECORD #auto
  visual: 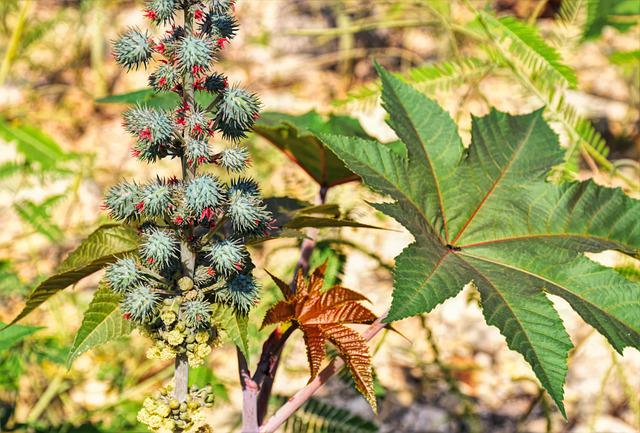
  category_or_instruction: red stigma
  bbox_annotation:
[131,149,141,158]
[197,156,208,165]
[174,216,184,225]
[135,201,145,211]
[194,9,204,20]
[193,124,203,135]
[200,207,215,221]
[139,128,153,141]
[144,9,157,20]
[154,43,165,53]
[158,77,167,87]
[147,257,155,264]
[207,267,215,276]
[123,312,132,320]
[234,262,243,270]
[177,117,186,126]
[216,38,229,48]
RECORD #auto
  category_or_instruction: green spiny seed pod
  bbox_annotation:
[176,35,215,73]
[211,0,234,14]
[218,146,249,172]
[145,0,176,24]
[194,265,216,286]
[182,104,211,137]
[207,239,247,276]
[200,13,238,39]
[123,106,174,145]
[122,284,159,322]
[113,27,152,70]
[140,178,173,217]
[203,72,227,93]
[182,296,212,329]
[104,180,141,221]
[226,189,270,233]
[228,177,260,196]
[184,174,224,220]
[218,272,259,314]
[106,258,143,294]
[149,63,180,91]
[184,138,211,166]
[215,86,261,141]
[140,227,179,268]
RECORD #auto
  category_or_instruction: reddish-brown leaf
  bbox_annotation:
[307,262,327,295]
[261,300,295,329]
[316,286,369,310]
[320,323,377,412]
[303,302,377,325]
[300,325,326,380]
[265,269,293,299]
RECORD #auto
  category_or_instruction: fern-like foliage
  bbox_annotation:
[274,395,379,433]
[336,58,493,108]
[480,12,577,89]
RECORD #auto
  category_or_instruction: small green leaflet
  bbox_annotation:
[0,322,43,351]
[7,224,138,326]
[212,304,250,362]
[67,285,133,367]
[320,64,640,416]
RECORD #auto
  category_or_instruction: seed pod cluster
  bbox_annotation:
[108,0,270,430]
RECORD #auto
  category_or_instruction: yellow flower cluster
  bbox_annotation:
[137,384,214,433]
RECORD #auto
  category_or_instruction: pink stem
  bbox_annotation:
[258,311,388,433]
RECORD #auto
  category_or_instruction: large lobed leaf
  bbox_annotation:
[7,224,139,326]
[320,64,640,415]
[67,285,133,367]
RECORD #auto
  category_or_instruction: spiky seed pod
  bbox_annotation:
[182,296,212,329]
[140,227,179,268]
[203,73,227,93]
[219,273,259,314]
[184,174,224,219]
[113,28,152,70]
[218,146,249,172]
[122,284,160,323]
[215,86,261,141]
[200,13,238,39]
[211,0,234,14]
[228,177,260,196]
[194,265,216,286]
[149,63,180,91]
[104,180,141,221]
[145,0,176,24]
[184,138,211,166]
[157,25,186,58]
[106,258,143,294]
[176,35,215,73]
[207,239,247,276]
[226,189,270,233]
[182,105,211,137]
[123,106,174,145]
[140,178,173,217]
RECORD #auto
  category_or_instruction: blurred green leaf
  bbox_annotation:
[14,196,64,241]
[0,321,43,351]
[0,260,27,296]
[584,0,640,40]
[7,224,139,326]
[67,285,133,368]
[188,365,230,402]
[610,49,640,65]
[0,118,73,169]
[96,89,213,109]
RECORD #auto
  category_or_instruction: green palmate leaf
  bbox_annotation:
[14,197,64,241]
[0,322,43,351]
[320,65,640,416]
[253,111,377,187]
[212,304,250,362]
[67,285,133,367]
[7,224,139,326]
[96,89,213,109]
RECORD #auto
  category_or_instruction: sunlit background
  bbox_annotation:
[0,1,638,432]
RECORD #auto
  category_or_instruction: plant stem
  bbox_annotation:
[0,0,31,86]
[175,3,197,404]
[258,311,388,433]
